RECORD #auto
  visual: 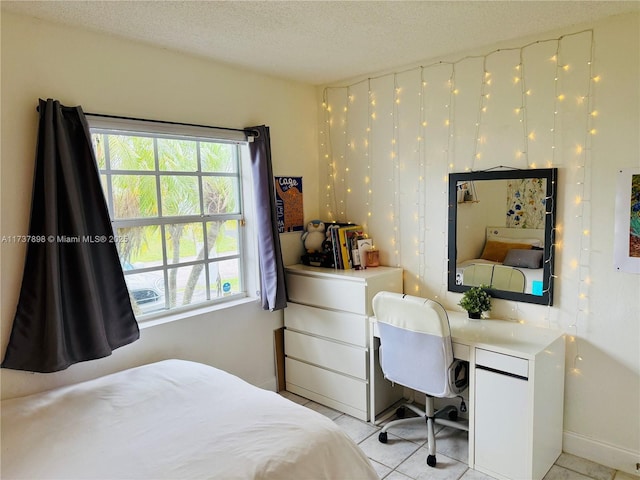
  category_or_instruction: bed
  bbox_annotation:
[1,359,378,480]
[455,227,545,295]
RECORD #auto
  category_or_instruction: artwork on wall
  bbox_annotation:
[275,176,304,233]
[614,168,640,273]
[506,178,547,229]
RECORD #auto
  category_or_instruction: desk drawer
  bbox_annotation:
[476,348,528,379]
[286,273,367,314]
[285,329,367,379]
[284,303,367,346]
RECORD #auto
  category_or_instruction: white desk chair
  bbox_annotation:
[491,264,525,292]
[462,263,493,287]
[372,291,469,468]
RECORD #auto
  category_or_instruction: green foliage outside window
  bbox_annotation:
[91,129,243,316]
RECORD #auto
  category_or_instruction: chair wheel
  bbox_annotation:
[427,454,437,467]
[395,406,406,419]
[378,431,388,443]
[448,409,458,421]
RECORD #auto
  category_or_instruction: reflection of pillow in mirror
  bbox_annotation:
[480,241,533,262]
[498,237,542,247]
[503,249,544,269]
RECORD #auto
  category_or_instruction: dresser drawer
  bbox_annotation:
[285,358,368,413]
[286,273,367,314]
[284,303,367,347]
[285,329,367,379]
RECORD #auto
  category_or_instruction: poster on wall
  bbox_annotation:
[613,168,640,274]
[274,176,304,233]
[506,178,546,229]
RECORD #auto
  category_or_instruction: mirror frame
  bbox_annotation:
[447,168,558,305]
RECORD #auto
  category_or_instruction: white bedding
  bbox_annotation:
[1,359,378,480]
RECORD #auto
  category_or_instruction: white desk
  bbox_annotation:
[369,311,565,480]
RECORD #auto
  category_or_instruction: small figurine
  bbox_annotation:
[301,220,326,253]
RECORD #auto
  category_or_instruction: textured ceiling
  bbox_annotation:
[2,1,638,85]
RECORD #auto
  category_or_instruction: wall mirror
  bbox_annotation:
[448,168,557,305]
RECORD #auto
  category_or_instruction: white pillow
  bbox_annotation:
[497,237,542,247]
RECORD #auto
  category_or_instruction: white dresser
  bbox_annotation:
[284,264,403,421]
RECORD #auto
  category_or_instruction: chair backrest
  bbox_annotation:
[462,263,493,287]
[372,291,466,398]
[491,265,525,292]
[462,263,525,292]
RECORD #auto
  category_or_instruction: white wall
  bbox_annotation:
[456,180,508,262]
[319,13,639,474]
[0,12,315,397]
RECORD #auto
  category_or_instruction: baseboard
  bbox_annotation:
[563,430,640,476]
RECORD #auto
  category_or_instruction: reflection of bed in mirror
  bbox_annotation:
[456,227,545,295]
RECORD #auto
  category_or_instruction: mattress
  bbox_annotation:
[1,359,378,480]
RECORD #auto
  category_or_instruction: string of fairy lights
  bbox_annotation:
[392,74,401,267]
[437,63,457,302]
[518,49,531,167]
[320,92,336,219]
[366,80,374,226]
[415,68,427,292]
[568,29,596,373]
[343,86,351,219]
[321,30,595,371]
[472,57,490,169]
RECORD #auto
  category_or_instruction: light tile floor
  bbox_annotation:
[280,391,633,480]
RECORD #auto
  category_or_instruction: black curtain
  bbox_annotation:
[1,99,139,373]
[246,125,287,311]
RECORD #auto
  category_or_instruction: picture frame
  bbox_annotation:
[274,176,304,233]
[613,168,640,274]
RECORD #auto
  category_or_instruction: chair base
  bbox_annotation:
[378,397,469,468]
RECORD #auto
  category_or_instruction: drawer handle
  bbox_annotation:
[476,364,528,381]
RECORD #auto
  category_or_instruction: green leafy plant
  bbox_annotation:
[458,285,492,314]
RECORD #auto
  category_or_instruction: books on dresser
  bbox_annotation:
[326,223,368,269]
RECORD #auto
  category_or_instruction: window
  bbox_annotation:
[88,117,250,318]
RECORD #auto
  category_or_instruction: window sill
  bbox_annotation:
[137,296,258,330]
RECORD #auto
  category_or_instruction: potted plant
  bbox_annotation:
[458,285,491,319]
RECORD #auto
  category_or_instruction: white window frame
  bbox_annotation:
[87,115,257,322]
